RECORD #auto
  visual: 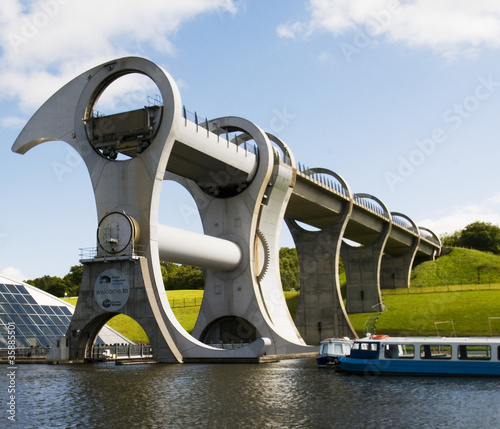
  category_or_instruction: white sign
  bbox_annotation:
[94,268,130,311]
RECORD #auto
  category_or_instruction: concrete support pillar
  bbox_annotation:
[380,248,417,289]
[341,223,391,314]
[380,212,420,289]
[285,169,357,343]
[381,215,420,289]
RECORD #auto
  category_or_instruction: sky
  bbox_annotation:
[1,0,500,281]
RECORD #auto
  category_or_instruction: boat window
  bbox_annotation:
[355,343,378,352]
[334,344,343,355]
[458,345,491,360]
[420,344,452,359]
[350,342,379,359]
[384,344,415,359]
[360,342,378,351]
[320,344,328,355]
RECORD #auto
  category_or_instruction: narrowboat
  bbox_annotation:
[316,337,354,368]
[338,335,500,376]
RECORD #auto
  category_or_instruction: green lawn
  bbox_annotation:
[348,289,500,337]
[106,314,150,343]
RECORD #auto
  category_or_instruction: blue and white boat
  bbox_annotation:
[339,335,500,376]
[316,337,354,368]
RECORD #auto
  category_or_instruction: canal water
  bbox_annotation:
[2,358,500,428]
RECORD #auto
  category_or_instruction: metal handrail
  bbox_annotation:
[182,106,259,156]
[79,245,146,261]
[296,162,349,198]
[353,195,390,220]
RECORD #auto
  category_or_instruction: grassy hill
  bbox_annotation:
[411,247,500,287]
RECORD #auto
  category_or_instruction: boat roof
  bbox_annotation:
[355,336,500,344]
[320,337,353,343]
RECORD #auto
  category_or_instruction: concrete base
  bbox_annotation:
[65,257,183,363]
[183,351,317,364]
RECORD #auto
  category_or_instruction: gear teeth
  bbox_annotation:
[256,229,270,283]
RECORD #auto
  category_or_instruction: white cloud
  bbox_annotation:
[0,0,237,112]
[0,267,27,283]
[278,0,500,58]
[317,50,335,65]
[1,115,27,129]
[417,192,500,236]
[277,21,305,39]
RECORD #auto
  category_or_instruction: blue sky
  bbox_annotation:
[1,0,500,281]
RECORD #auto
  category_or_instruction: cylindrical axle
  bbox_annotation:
[157,224,242,272]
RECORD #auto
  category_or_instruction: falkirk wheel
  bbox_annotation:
[12,57,441,362]
[13,57,317,362]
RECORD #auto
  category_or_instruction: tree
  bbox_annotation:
[460,221,500,254]
[442,221,500,254]
[26,265,82,298]
[26,275,68,297]
[162,262,204,290]
[441,230,461,247]
[63,265,83,296]
[279,247,300,291]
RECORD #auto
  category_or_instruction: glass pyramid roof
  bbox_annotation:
[0,276,131,348]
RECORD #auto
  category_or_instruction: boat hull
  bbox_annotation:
[316,355,341,367]
[339,357,500,376]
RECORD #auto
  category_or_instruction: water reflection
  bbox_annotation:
[4,359,500,428]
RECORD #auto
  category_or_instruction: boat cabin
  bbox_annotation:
[350,338,499,361]
[316,338,354,367]
[340,336,500,376]
[319,338,353,358]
